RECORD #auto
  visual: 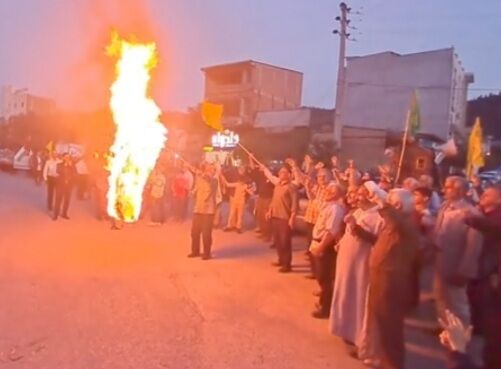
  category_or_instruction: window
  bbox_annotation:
[416,157,426,170]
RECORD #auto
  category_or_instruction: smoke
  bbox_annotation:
[58,0,158,111]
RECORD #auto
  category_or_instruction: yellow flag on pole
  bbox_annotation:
[201,102,224,131]
[46,141,54,152]
[466,117,485,177]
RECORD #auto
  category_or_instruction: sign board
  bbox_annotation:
[211,130,239,149]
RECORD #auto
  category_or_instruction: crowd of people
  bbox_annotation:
[186,151,500,369]
[24,147,500,369]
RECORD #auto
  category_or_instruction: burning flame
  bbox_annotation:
[106,32,167,222]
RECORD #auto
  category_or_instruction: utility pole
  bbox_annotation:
[333,2,350,152]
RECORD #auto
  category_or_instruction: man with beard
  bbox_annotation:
[330,183,384,357]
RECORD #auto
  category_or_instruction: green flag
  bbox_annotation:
[408,90,421,137]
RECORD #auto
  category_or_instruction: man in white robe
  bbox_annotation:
[329,185,384,357]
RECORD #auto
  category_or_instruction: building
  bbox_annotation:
[202,60,303,127]
[0,85,56,121]
[338,48,474,142]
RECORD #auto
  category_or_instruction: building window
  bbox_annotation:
[416,157,426,170]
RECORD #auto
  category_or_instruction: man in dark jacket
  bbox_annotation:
[364,189,419,369]
[465,184,501,369]
[53,153,76,220]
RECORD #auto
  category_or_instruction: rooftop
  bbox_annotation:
[201,60,303,75]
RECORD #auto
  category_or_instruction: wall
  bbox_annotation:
[340,126,387,170]
[341,49,459,140]
[203,61,303,127]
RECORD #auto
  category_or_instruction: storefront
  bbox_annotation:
[204,129,240,165]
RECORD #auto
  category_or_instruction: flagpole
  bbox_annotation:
[395,110,411,186]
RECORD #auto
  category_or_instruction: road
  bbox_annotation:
[0,172,444,369]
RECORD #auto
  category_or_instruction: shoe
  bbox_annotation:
[223,227,232,232]
[278,266,291,273]
[269,243,276,249]
[305,274,316,280]
[202,254,212,260]
[362,359,381,368]
[271,262,281,267]
[312,290,321,297]
[61,214,70,220]
[347,349,359,360]
[52,215,58,221]
[187,253,200,258]
[311,309,329,319]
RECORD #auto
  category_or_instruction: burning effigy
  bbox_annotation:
[105,31,167,223]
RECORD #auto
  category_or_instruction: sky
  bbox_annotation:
[0,0,500,112]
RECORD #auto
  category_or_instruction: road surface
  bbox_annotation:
[0,172,444,369]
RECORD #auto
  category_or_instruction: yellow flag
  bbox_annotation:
[466,117,485,177]
[46,141,54,152]
[201,102,224,131]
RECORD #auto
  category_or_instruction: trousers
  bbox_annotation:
[272,217,292,268]
[191,213,215,256]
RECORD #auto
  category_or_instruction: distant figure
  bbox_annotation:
[53,153,76,220]
[43,152,60,212]
[171,168,190,222]
[221,166,253,233]
[75,157,90,200]
[149,166,166,226]
[249,159,274,242]
[31,151,43,185]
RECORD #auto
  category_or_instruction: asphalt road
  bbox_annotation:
[0,172,444,369]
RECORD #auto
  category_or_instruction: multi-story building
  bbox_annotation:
[0,85,56,121]
[201,60,303,127]
[337,48,474,141]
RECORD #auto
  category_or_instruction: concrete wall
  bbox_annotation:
[203,61,303,127]
[340,126,387,170]
[340,48,469,140]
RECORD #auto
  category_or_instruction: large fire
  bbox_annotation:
[105,32,167,222]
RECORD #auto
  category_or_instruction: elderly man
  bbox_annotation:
[256,159,298,274]
[402,176,420,192]
[434,176,483,326]
[302,168,332,277]
[330,184,384,354]
[309,183,346,318]
[364,189,419,369]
